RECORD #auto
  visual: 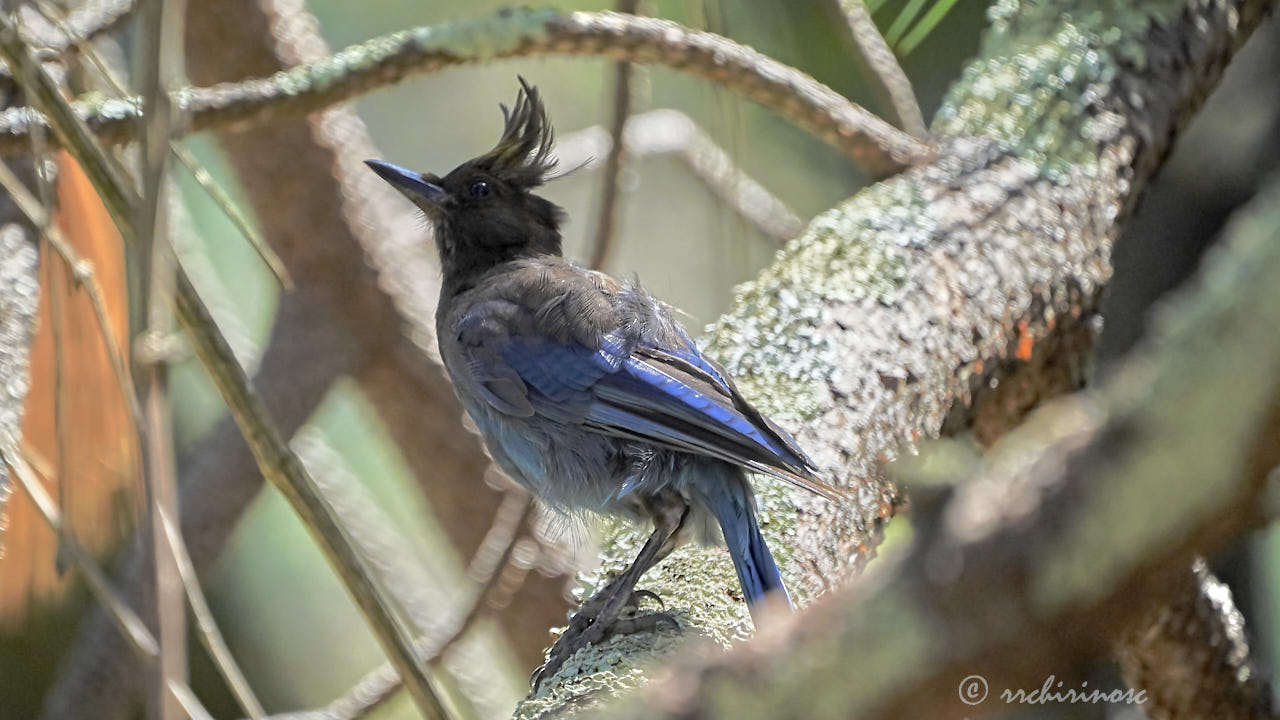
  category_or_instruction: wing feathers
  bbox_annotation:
[463,306,836,499]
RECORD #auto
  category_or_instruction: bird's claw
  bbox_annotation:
[602,611,680,640]
[626,588,665,612]
[531,587,674,690]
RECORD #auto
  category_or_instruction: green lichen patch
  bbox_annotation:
[266,8,560,98]
[934,18,1114,177]
[406,7,559,60]
[703,178,921,422]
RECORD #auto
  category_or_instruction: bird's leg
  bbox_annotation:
[532,493,686,689]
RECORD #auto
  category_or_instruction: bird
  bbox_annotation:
[365,78,835,687]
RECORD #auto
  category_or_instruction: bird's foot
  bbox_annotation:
[531,584,680,690]
[604,610,680,638]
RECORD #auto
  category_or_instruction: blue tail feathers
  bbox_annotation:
[692,466,792,618]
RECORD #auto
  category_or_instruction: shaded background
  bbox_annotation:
[3,1,1277,717]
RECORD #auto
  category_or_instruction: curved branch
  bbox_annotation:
[0,10,930,176]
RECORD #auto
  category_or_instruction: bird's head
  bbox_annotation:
[365,78,565,288]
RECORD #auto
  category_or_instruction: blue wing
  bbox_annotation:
[466,320,835,500]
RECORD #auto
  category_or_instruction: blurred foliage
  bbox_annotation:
[3,1,1277,718]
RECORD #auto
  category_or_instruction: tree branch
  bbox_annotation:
[517,0,1270,711]
[271,489,536,720]
[158,506,267,720]
[33,0,294,291]
[587,0,640,270]
[1118,558,1277,720]
[174,255,452,720]
[839,0,927,137]
[603,166,1280,720]
[134,0,188,716]
[0,9,929,176]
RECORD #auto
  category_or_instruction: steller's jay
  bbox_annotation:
[366,78,834,686]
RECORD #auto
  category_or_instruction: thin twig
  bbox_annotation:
[135,0,187,716]
[0,10,931,175]
[557,109,804,242]
[31,0,294,290]
[839,0,926,137]
[159,508,267,720]
[170,144,293,288]
[275,492,535,720]
[464,488,532,584]
[588,0,639,270]
[173,273,451,720]
[0,18,451,720]
[168,681,216,720]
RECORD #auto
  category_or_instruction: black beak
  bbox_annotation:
[364,159,449,206]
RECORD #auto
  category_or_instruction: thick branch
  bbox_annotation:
[1118,559,1277,720]
[606,167,1280,720]
[0,10,929,176]
[517,0,1269,712]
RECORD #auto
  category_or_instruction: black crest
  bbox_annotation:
[471,77,557,188]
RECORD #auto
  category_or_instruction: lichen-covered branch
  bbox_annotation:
[0,9,929,176]
[516,0,1270,714]
[601,166,1280,720]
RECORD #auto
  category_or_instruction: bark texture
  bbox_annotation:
[568,166,1280,720]
[516,0,1272,715]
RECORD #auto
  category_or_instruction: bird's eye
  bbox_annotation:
[469,180,490,198]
